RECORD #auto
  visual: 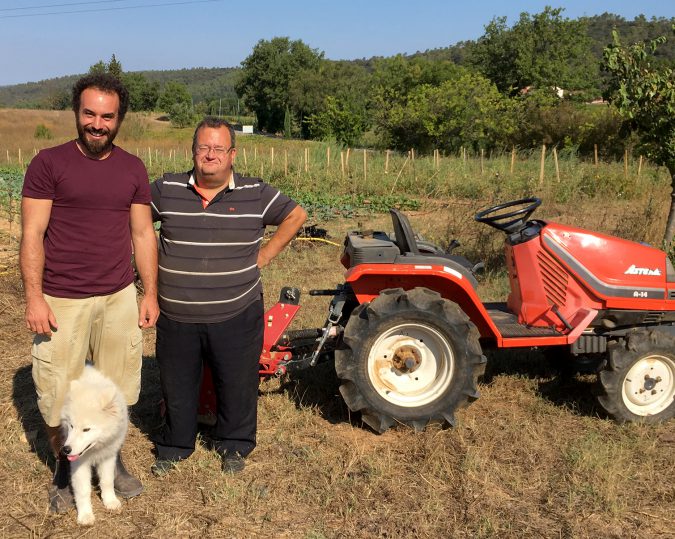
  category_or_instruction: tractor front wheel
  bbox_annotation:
[335,287,486,433]
[597,329,675,423]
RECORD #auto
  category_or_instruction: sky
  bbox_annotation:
[0,0,672,87]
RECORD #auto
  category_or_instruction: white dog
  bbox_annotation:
[60,366,128,525]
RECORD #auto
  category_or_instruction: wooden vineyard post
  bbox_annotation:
[363,149,367,184]
[594,144,598,167]
[304,147,309,173]
[326,146,330,170]
[539,144,546,185]
[345,148,351,174]
[637,155,643,181]
[243,147,247,167]
[340,151,345,179]
[510,147,516,174]
[385,150,390,174]
[254,146,257,161]
[480,149,484,175]
[270,147,274,169]
[8,192,14,241]
[553,147,560,182]
[18,148,23,168]
[390,155,410,195]
[624,149,629,180]
[147,147,152,168]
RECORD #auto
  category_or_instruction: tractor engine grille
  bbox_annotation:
[537,249,568,308]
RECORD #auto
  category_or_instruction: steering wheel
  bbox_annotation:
[474,197,542,233]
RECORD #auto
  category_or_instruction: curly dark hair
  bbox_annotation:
[71,73,130,121]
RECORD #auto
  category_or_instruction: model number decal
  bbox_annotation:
[632,291,649,298]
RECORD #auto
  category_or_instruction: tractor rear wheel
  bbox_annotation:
[335,287,486,433]
[597,329,675,423]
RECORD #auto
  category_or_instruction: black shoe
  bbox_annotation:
[151,459,178,477]
[48,456,74,513]
[221,451,245,474]
[114,453,143,497]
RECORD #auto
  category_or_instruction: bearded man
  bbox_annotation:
[20,73,159,512]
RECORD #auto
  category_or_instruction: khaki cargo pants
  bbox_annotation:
[32,283,143,427]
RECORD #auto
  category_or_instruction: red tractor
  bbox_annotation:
[200,198,675,432]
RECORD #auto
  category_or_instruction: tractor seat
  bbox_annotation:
[389,208,482,286]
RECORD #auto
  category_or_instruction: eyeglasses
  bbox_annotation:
[195,145,234,156]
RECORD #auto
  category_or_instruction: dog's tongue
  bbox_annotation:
[67,454,80,462]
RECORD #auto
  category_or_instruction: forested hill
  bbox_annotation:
[583,13,675,62]
[0,67,239,109]
[0,12,672,109]
[409,13,675,66]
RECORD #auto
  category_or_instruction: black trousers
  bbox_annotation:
[154,299,264,460]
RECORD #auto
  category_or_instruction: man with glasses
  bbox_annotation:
[150,116,306,475]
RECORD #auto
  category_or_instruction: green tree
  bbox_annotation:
[123,73,159,111]
[157,81,192,113]
[466,17,517,93]
[306,96,367,147]
[604,26,675,244]
[236,37,323,133]
[88,60,107,75]
[169,102,196,128]
[288,60,371,138]
[108,54,123,78]
[370,56,463,149]
[88,55,123,77]
[470,7,598,95]
[382,72,514,153]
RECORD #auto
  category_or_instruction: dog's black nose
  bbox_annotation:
[62,446,71,455]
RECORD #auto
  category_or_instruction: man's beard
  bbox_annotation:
[76,119,119,157]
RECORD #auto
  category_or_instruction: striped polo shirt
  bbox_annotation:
[150,171,297,323]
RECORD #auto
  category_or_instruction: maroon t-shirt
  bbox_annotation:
[22,140,151,298]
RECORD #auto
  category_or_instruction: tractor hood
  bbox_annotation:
[541,222,675,300]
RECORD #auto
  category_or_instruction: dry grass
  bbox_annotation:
[1,207,674,538]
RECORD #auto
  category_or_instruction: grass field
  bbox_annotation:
[0,109,674,538]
